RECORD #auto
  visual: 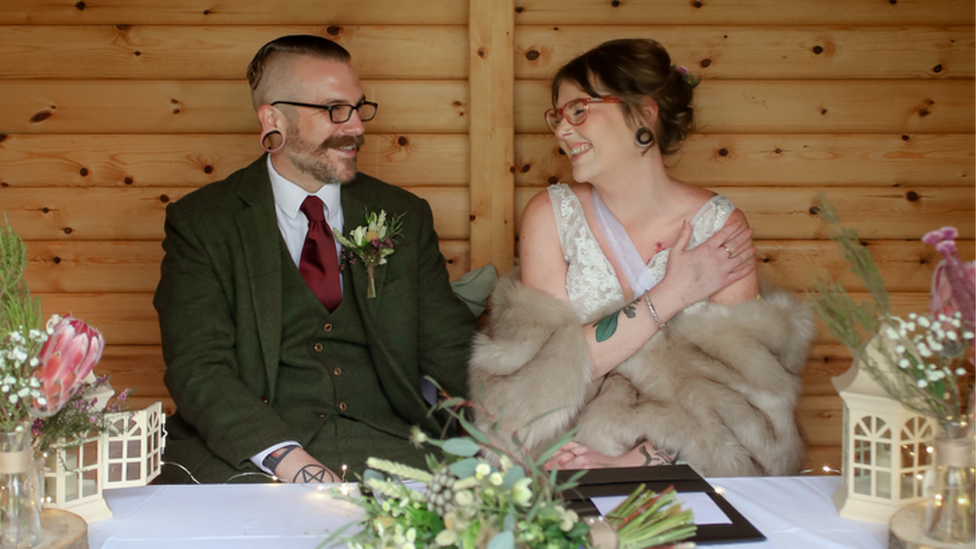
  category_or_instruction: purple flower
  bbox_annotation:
[676,66,689,75]
[32,315,104,417]
[924,226,975,329]
[922,226,959,246]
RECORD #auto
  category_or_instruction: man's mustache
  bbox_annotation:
[318,134,365,152]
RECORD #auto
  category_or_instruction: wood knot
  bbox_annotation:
[700,58,711,68]
[933,64,943,73]
[611,0,621,6]
[521,164,531,173]
[906,190,919,202]
[170,99,179,104]
[761,257,770,263]
[116,24,131,31]
[718,148,728,157]
[809,205,820,216]
[203,9,211,15]
[79,167,89,176]
[774,148,782,154]
[53,257,61,264]
[918,257,928,265]
[133,51,141,56]
[452,101,462,107]
[75,1,86,10]
[203,165,214,174]
[63,227,73,235]
[508,166,516,174]
[124,176,134,185]
[888,0,896,4]
[902,134,910,141]
[326,26,341,36]
[469,214,477,221]
[31,111,52,123]
[813,45,823,54]
[41,207,49,213]
[477,48,486,58]
[820,108,828,115]
[525,50,540,61]
[557,148,565,155]
[515,6,524,13]
[160,194,170,203]
[397,136,408,146]
[693,0,703,8]
[919,109,930,117]
[0,134,6,143]
[0,183,7,188]
[548,176,559,184]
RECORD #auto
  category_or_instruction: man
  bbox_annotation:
[154,35,477,484]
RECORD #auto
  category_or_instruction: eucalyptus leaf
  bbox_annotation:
[502,466,525,489]
[503,513,515,532]
[449,457,480,478]
[443,437,481,457]
[363,469,384,484]
[486,531,514,549]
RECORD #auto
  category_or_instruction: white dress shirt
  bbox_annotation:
[250,155,346,475]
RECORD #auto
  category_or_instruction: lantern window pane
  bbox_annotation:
[109,440,123,459]
[901,472,917,499]
[876,471,892,499]
[82,469,97,497]
[109,462,123,483]
[901,444,917,468]
[875,417,886,432]
[854,439,871,464]
[127,440,141,458]
[879,428,891,440]
[919,444,934,466]
[876,442,891,467]
[854,468,872,495]
[126,462,141,481]
[83,441,99,467]
[855,419,869,436]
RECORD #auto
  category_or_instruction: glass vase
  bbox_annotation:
[923,420,975,543]
[0,421,41,549]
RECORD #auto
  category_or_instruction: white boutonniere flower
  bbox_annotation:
[333,210,405,298]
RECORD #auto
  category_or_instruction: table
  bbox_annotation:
[88,476,889,549]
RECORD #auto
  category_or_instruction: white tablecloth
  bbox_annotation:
[88,476,889,549]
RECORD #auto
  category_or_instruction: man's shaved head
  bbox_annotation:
[246,35,352,110]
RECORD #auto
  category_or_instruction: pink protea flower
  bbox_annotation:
[31,314,104,417]
[923,226,975,330]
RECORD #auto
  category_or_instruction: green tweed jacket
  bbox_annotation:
[153,156,476,482]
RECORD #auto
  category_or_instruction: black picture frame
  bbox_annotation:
[556,465,766,545]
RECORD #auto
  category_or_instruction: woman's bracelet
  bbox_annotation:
[643,293,666,330]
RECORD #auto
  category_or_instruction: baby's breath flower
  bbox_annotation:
[489,472,503,486]
[918,316,931,328]
[885,326,899,340]
[898,359,910,369]
[947,331,958,341]
[435,529,458,546]
[8,394,17,404]
[917,379,928,389]
[475,462,491,479]
[956,368,967,376]
[918,343,933,358]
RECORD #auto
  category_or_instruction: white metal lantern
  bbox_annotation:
[831,338,936,524]
[42,402,167,522]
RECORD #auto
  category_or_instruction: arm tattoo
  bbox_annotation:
[293,464,337,484]
[639,444,678,466]
[262,444,299,473]
[592,298,640,342]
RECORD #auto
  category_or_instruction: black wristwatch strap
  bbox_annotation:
[262,444,300,472]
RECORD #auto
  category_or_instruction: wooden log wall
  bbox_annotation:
[0,0,973,475]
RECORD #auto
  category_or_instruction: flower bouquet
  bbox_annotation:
[809,199,974,542]
[1,220,126,545]
[325,389,696,549]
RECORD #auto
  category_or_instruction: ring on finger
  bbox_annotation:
[722,244,733,258]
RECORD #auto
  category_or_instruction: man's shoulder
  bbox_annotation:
[173,157,267,214]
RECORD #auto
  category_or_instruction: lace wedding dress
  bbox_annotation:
[547,183,736,323]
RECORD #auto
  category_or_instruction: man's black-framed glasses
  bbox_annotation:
[270,100,378,123]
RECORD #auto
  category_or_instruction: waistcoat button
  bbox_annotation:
[313,342,323,352]
[333,367,342,376]
[323,323,333,332]
[338,402,347,411]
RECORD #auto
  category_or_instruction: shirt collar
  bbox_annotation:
[267,155,342,219]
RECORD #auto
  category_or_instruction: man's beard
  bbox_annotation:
[286,130,365,185]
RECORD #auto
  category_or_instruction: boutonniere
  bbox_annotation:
[333,209,405,299]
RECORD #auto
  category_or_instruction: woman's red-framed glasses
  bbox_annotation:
[544,96,623,132]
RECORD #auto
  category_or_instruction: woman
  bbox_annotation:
[469,39,814,477]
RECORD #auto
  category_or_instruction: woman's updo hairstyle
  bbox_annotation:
[551,38,696,156]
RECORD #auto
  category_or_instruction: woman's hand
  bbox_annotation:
[658,214,756,310]
[544,442,640,470]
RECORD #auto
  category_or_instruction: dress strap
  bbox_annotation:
[591,190,658,296]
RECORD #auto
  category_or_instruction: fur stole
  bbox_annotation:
[468,271,815,477]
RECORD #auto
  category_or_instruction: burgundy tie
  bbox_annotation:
[299,196,342,312]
